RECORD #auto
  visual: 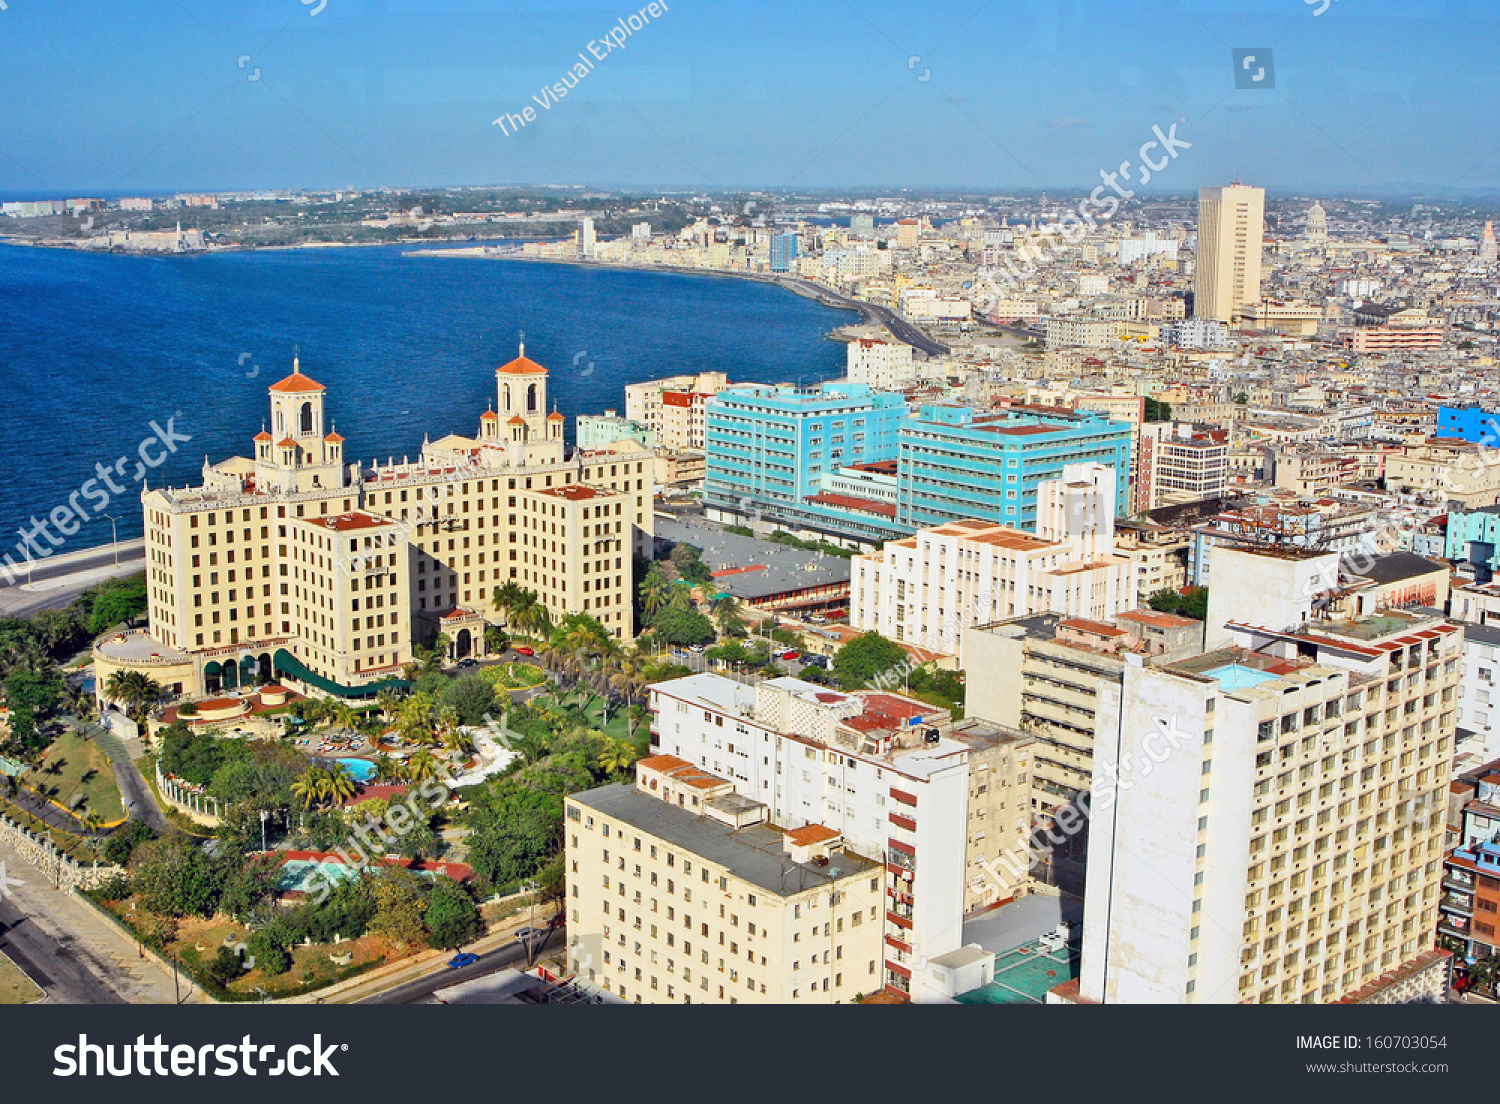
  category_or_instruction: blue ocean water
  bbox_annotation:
[0,243,854,553]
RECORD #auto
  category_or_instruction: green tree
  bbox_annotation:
[368,867,431,947]
[832,631,907,690]
[442,673,496,727]
[650,604,715,646]
[424,876,481,949]
[130,835,224,918]
[246,929,291,976]
[1147,586,1209,621]
[1144,396,1172,423]
[102,818,156,866]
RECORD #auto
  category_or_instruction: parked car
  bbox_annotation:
[514,926,540,944]
[447,952,480,969]
[805,654,830,669]
[688,643,706,653]
[457,657,479,668]
[778,649,801,662]
[514,646,535,656]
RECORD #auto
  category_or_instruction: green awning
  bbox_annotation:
[239,655,258,670]
[272,648,408,699]
[203,661,222,676]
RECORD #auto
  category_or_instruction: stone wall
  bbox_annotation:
[0,812,121,891]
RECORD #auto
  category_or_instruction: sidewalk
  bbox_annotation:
[0,838,207,1004]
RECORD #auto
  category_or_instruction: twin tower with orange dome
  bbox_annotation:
[250,343,564,494]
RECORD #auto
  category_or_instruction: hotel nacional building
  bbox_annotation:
[99,347,654,703]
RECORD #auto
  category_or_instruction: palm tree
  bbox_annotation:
[325,766,358,805]
[597,738,639,776]
[513,602,553,641]
[331,702,358,733]
[406,750,439,782]
[441,727,474,756]
[375,688,401,723]
[291,766,328,810]
[713,595,747,638]
[492,581,531,628]
[79,809,104,836]
[436,704,460,740]
[372,753,403,782]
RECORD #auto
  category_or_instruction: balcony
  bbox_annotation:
[1440,892,1473,915]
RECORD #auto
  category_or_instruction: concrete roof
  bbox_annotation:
[570,784,878,898]
[656,518,851,601]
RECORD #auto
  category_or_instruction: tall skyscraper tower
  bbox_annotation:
[1193,184,1265,323]
[578,217,596,259]
[1480,220,1497,264]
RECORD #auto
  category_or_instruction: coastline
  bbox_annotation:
[405,248,951,356]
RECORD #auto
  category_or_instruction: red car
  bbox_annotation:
[779,650,801,661]
[514,646,535,656]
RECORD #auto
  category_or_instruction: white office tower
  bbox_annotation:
[1060,545,1457,1005]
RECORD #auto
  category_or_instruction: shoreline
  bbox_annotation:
[405,248,950,355]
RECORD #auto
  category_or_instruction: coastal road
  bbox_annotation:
[356,933,551,1005]
[0,540,145,619]
[775,277,951,357]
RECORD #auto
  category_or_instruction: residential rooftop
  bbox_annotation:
[569,783,878,898]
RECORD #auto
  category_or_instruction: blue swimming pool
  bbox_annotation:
[1201,663,1278,692]
[336,758,377,783]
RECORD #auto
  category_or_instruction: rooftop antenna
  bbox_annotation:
[519,329,526,357]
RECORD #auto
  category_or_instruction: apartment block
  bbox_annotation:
[1136,424,1229,512]
[564,758,885,1004]
[1194,183,1265,323]
[703,380,907,536]
[851,464,1136,656]
[896,404,1132,532]
[1066,546,1459,1005]
[1439,758,1500,961]
[624,371,731,451]
[648,673,986,1000]
[845,337,916,391]
[963,611,1201,818]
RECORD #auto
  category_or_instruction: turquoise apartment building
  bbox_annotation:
[703,381,907,540]
[896,405,1133,530]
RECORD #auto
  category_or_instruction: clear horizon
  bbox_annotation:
[0,0,1494,197]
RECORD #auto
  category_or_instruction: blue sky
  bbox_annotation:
[0,0,1495,195]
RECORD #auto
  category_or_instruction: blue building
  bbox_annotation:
[896,405,1133,531]
[1445,503,1500,579]
[768,232,800,273]
[703,381,907,542]
[1437,404,1500,445]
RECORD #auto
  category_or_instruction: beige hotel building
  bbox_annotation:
[108,345,654,702]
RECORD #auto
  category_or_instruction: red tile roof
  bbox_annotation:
[269,369,325,394]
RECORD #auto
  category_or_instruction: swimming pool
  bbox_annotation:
[1201,663,1278,692]
[275,859,356,893]
[335,758,377,783]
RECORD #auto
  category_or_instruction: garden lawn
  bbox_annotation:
[0,950,42,1004]
[31,729,125,823]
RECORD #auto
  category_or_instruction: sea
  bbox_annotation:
[0,243,856,552]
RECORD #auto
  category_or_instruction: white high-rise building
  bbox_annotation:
[579,217,596,258]
[1062,545,1459,1005]
[1194,184,1265,323]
